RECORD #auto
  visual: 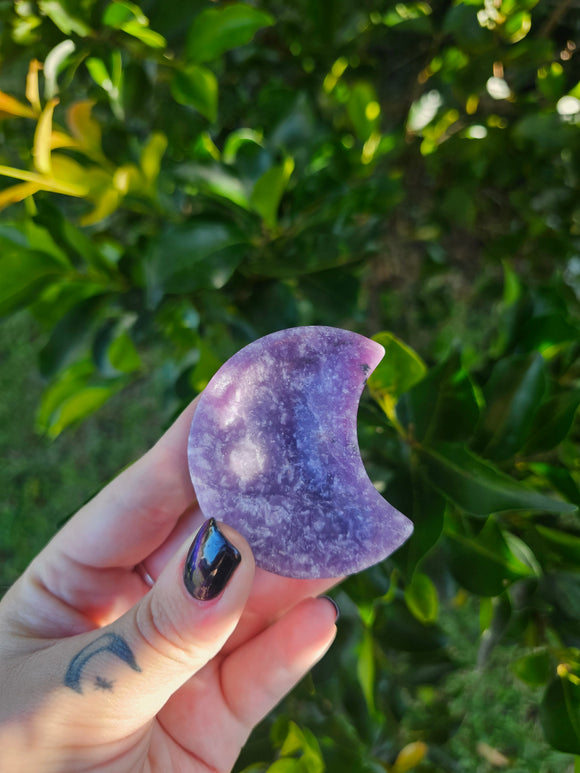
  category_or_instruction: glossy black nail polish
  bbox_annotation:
[184,518,241,601]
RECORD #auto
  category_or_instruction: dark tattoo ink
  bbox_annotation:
[94,675,115,691]
[64,632,141,694]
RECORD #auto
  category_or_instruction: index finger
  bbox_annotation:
[53,397,200,569]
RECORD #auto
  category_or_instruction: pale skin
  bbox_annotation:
[0,398,339,772]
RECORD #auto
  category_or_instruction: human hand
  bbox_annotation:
[0,399,339,772]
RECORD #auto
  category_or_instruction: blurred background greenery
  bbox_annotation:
[1,0,579,770]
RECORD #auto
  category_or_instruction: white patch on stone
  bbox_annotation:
[229,437,266,483]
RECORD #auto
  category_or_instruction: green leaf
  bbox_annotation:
[512,650,551,686]
[36,360,121,438]
[347,81,380,141]
[38,0,92,36]
[0,248,66,316]
[445,514,534,596]
[250,158,295,229]
[147,220,248,299]
[356,628,376,716]
[522,390,580,456]
[541,675,580,754]
[527,463,580,508]
[171,65,218,122]
[472,353,546,461]
[397,351,480,444]
[536,525,580,565]
[367,331,426,424]
[186,4,274,64]
[39,295,106,378]
[400,461,445,576]
[417,442,576,516]
[404,571,439,623]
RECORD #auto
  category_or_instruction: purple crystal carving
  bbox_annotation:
[187,326,413,579]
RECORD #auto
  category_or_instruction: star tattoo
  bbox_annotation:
[94,676,115,691]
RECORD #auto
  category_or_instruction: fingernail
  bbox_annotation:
[184,518,241,601]
[320,595,340,621]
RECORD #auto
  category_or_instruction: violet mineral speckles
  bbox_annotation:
[187,326,413,579]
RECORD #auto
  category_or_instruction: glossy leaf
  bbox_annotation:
[522,390,580,456]
[367,331,426,424]
[404,571,439,624]
[186,4,274,64]
[171,65,218,122]
[397,351,480,444]
[147,220,248,298]
[38,0,92,36]
[473,353,546,461]
[446,514,534,596]
[250,159,295,229]
[541,675,580,754]
[417,442,576,516]
[0,248,66,316]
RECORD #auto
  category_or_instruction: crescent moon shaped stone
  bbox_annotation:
[187,326,413,579]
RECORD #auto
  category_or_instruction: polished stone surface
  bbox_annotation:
[188,326,413,578]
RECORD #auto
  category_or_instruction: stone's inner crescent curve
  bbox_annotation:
[187,326,413,579]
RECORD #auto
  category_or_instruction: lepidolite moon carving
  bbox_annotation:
[187,326,413,579]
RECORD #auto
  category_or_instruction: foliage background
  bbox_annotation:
[1,0,580,770]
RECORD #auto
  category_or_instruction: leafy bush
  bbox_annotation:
[1,0,580,769]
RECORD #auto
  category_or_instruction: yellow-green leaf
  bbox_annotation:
[0,91,36,119]
[66,100,102,153]
[392,741,429,773]
[404,571,439,623]
[0,181,41,211]
[250,158,294,229]
[368,331,426,423]
[33,98,59,174]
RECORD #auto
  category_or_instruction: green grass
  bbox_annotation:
[0,311,164,590]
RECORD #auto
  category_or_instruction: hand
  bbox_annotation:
[0,398,338,772]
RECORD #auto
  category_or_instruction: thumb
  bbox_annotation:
[60,519,254,731]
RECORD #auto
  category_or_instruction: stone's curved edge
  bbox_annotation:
[187,326,413,579]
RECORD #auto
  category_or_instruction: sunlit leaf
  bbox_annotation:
[392,741,429,773]
[250,158,295,229]
[0,182,41,210]
[33,98,59,175]
[141,132,167,184]
[25,59,42,113]
[186,3,274,63]
[38,0,92,36]
[404,571,439,623]
[66,101,102,154]
[368,331,426,423]
[44,39,75,100]
[0,91,37,119]
[171,65,218,122]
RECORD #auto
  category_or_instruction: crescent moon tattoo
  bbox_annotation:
[64,632,142,695]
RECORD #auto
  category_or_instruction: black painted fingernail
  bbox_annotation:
[184,518,241,601]
[321,595,340,621]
